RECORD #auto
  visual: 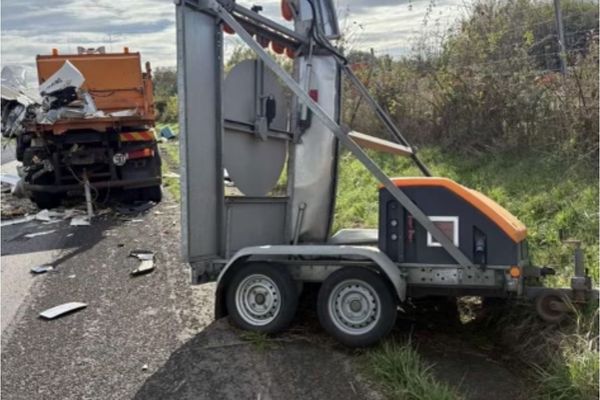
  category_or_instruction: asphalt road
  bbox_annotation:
[1,144,44,334]
[0,195,384,400]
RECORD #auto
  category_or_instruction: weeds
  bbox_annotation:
[158,140,181,202]
[362,341,463,400]
[530,306,599,400]
[239,331,274,352]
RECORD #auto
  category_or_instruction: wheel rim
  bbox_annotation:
[328,279,381,335]
[235,274,281,326]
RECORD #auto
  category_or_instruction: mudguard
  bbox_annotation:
[215,245,407,318]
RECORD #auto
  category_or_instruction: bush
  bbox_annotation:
[342,0,599,165]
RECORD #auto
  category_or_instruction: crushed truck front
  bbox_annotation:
[17,48,162,208]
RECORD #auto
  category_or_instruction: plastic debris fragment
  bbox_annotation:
[39,302,87,319]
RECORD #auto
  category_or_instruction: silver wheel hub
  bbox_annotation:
[235,274,281,326]
[329,279,381,335]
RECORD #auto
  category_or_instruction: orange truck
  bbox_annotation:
[17,48,162,208]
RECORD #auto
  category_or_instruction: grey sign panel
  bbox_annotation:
[224,59,288,131]
[224,197,288,255]
[223,60,288,197]
[224,131,287,197]
[177,3,224,261]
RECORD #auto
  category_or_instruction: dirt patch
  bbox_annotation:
[134,319,383,400]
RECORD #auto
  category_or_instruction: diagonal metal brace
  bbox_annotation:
[206,0,474,267]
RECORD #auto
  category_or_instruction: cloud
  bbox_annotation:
[1,0,176,86]
[1,0,467,84]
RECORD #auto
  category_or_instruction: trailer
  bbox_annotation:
[175,0,596,346]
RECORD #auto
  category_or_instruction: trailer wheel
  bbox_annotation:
[317,267,397,347]
[226,263,298,334]
[535,291,570,324]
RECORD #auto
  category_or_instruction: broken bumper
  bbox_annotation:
[23,176,161,193]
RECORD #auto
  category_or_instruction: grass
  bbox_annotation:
[530,306,599,400]
[158,139,181,202]
[475,298,599,400]
[239,331,275,352]
[362,341,463,400]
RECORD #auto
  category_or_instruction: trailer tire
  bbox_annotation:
[226,263,298,334]
[317,267,397,347]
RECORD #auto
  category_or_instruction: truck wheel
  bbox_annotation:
[226,263,298,334]
[31,191,62,209]
[141,185,162,202]
[317,267,397,347]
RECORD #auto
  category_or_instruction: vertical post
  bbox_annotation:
[83,170,94,221]
[553,0,567,75]
[176,1,225,261]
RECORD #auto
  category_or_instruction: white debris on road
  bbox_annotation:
[70,216,91,226]
[39,302,87,320]
[24,230,56,239]
[0,215,35,227]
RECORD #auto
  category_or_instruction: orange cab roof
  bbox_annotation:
[382,177,527,242]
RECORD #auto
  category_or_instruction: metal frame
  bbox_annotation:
[216,245,408,301]
[177,1,225,261]
[208,0,474,268]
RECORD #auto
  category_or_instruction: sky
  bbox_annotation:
[0,0,469,84]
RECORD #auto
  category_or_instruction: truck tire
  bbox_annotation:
[29,175,63,209]
[225,263,298,334]
[317,267,397,347]
[141,185,162,202]
[31,191,62,209]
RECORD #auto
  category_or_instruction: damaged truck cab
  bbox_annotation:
[14,48,162,208]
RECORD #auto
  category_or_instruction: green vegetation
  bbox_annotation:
[344,0,598,164]
[362,341,462,400]
[239,331,274,352]
[484,300,599,400]
[533,315,599,400]
[157,130,181,201]
[153,68,178,124]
